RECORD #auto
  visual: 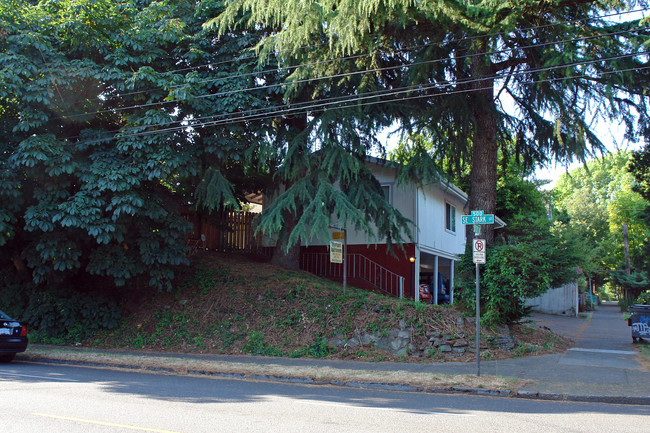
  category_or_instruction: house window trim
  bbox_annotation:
[381,184,393,205]
[445,202,456,234]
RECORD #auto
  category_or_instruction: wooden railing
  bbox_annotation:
[300,252,405,298]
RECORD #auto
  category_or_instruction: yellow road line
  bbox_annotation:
[33,413,183,433]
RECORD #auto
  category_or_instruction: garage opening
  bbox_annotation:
[418,253,455,304]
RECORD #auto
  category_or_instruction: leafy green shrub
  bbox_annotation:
[456,238,577,325]
[298,336,333,358]
[619,295,638,312]
[596,285,614,302]
[0,275,121,343]
[635,290,650,305]
[242,331,282,356]
[610,270,649,307]
[0,271,31,318]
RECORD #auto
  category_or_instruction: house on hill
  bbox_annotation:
[293,156,472,304]
[186,157,495,304]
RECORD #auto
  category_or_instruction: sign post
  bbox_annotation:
[475,255,480,376]
[329,226,347,294]
[462,211,494,377]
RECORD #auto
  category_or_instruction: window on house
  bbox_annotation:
[381,185,391,204]
[445,203,456,232]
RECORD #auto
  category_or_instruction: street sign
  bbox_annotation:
[461,210,494,225]
[330,241,343,263]
[332,231,345,240]
[473,239,486,264]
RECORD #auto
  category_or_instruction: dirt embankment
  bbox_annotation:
[88,252,572,363]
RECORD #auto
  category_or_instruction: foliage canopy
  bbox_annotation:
[2,0,649,316]
[553,152,650,286]
[210,0,650,244]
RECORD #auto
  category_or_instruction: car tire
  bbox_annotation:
[0,354,16,363]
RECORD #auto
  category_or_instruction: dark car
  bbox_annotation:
[0,310,28,362]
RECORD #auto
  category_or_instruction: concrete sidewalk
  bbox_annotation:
[509,302,649,402]
[19,303,650,405]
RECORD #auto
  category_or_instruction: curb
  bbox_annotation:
[513,390,650,406]
[18,354,650,406]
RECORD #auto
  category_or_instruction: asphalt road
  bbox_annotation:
[1,361,648,433]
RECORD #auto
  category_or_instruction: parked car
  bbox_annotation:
[419,283,432,303]
[0,310,28,362]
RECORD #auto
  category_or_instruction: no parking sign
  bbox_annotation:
[473,239,486,264]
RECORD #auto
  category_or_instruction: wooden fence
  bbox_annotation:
[183,210,264,253]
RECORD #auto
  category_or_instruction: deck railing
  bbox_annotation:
[300,252,405,298]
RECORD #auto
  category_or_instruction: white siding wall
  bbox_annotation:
[320,162,416,246]
[417,184,466,257]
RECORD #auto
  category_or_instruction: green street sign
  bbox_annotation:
[461,210,494,225]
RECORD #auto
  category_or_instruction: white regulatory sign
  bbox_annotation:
[473,239,486,264]
[330,241,343,264]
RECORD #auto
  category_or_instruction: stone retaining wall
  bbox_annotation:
[327,318,517,357]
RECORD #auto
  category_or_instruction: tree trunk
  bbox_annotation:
[270,208,301,270]
[11,252,27,275]
[467,49,498,245]
[270,115,309,270]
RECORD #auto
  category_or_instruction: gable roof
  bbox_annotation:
[365,155,468,205]
[365,155,506,228]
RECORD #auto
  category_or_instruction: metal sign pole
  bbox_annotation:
[462,211,494,378]
[474,224,481,377]
[475,261,481,377]
[343,227,347,295]
[329,225,347,295]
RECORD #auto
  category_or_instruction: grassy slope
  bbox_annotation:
[89,252,570,362]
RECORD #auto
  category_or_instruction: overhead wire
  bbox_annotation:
[64,55,650,147]
[4,7,648,146]
[72,53,650,145]
[55,23,650,123]
[42,7,650,120]
[164,8,650,74]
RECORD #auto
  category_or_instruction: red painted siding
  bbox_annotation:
[301,243,417,298]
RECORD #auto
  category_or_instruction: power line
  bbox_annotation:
[57,54,648,148]
[116,8,650,98]
[69,60,650,146]
[86,51,650,135]
[111,7,650,96]
[148,65,650,131]
[4,7,648,147]
[34,7,650,120]
[54,24,649,123]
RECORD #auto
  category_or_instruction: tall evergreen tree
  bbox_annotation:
[209,2,421,268]
[210,0,650,245]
